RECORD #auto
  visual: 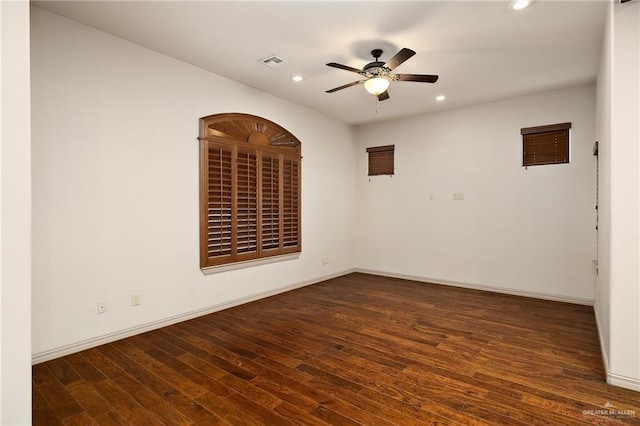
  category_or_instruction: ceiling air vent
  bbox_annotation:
[260,54,288,69]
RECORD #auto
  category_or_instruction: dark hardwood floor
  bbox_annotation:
[33,273,640,425]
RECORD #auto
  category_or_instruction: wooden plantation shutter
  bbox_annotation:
[521,122,571,167]
[366,145,395,176]
[198,114,302,269]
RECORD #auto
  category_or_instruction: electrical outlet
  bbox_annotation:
[322,257,328,266]
[97,301,107,314]
[131,294,141,306]
[453,192,464,200]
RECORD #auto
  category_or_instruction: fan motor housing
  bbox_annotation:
[363,63,391,79]
[363,61,385,71]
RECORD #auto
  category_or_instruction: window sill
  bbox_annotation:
[201,253,300,275]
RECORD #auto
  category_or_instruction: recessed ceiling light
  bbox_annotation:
[436,95,446,102]
[509,0,534,10]
[291,75,303,82]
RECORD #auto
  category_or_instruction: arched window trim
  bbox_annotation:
[198,113,302,271]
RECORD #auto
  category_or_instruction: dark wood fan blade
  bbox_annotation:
[378,91,390,101]
[326,80,364,93]
[384,48,416,71]
[395,74,439,83]
[326,62,363,74]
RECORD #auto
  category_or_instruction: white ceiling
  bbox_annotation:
[34,0,607,125]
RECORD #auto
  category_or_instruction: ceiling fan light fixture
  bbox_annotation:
[364,77,390,96]
[325,47,438,101]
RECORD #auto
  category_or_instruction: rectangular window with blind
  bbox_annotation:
[366,145,395,176]
[521,122,571,167]
[198,113,302,270]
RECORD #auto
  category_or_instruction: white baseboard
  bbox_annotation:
[594,304,611,380]
[35,268,638,392]
[31,268,356,365]
[586,330,640,393]
[355,268,595,306]
[594,310,640,392]
[607,372,640,392]
[31,267,598,365]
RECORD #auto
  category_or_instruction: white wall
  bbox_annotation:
[355,85,597,303]
[606,0,640,391]
[1,0,32,423]
[31,8,356,360]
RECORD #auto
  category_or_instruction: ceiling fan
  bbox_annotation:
[325,48,439,101]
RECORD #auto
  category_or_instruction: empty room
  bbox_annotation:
[2,0,640,424]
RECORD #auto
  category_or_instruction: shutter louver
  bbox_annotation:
[207,146,233,260]
[521,123,571,167]
[367,145,395,176]
[236,149,258,256]
[261,155,280,251]
[282,158,300,249]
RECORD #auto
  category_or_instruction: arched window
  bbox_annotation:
[198,113,301,269]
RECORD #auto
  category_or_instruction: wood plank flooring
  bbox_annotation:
[33,273,640,425]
